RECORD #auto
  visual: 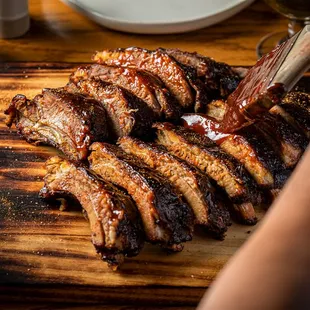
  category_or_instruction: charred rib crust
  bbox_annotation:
[101,180,145,258]
[280,104,310,138]
[42,88,109,147]
[144,172,193,244]
[270,92,310,140]
[195,172,231,235]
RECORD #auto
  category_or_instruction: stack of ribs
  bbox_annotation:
[5,47,309,269]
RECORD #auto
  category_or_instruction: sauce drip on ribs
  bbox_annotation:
[154,122,262,224]
[181,113,292,189]
[40,156,145,269]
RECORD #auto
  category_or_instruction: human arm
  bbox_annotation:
[198,147,310,310]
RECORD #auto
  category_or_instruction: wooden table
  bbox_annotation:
[0,1,288,309]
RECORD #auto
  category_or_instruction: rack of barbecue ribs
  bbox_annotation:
[5,47,310,269]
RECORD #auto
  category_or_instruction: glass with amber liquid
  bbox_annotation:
[257,0,310,57]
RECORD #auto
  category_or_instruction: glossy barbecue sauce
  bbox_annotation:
[182,35,297,142]
[181,113,231,144]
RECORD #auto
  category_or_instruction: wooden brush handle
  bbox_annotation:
[272,25,310,92]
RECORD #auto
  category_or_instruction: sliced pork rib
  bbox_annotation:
[270,104,310,139]
[40,156,144,269]
[154,122,261,224]
[5,89,109,162]
[257,113,308,169]
[155,48,212,113]
[65,78,155,139]
[93,47,194,108]
[164,49,241,100]
[118,136,231,237]
[71,64,181,120]
[226,124,290,188]
[88,142,194,249]
[271,92,310,139]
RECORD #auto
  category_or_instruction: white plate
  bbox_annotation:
[61,0,255,34]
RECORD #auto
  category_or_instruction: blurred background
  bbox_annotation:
[0,0,303,65]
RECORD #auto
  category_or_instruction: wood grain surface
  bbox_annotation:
[0,0,288,65]
[0,63,266,306]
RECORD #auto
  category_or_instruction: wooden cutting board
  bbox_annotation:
[0,63,308,306]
